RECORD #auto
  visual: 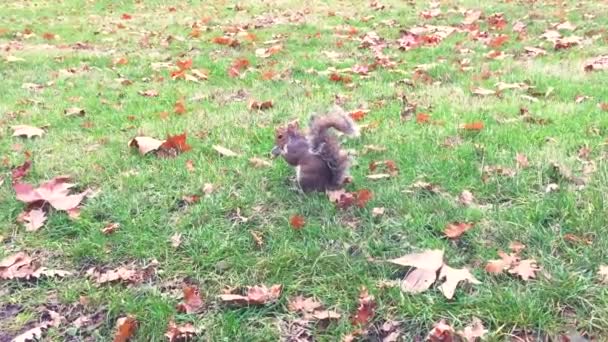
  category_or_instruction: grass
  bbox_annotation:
[1,0,608,340]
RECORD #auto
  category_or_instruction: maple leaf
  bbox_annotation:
[458,317,488,342]
[248,99,273,110]
[12,160,31,183]
[22,208,47,231]
[174,98,186,114]
[14,176,89,211]
[12,125,45,138]
[352,287,375,326]
[177,285,204,313]
[400,268,437,294]
[219,284,282,306]
[290,215,305,229]
[165,321,200,342]
[288,296,323,313]
[129,137,164,155]
[427,319,456,342]
[508,259,540,281]
[102,222,120,234]
[437,264,480,299]
[444,222,474,239]
[213,145,240,157]
[114,315,137,342]
[390,249,444,271]
[157,133,192,158]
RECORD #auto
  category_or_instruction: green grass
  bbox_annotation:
[1,0,608,340]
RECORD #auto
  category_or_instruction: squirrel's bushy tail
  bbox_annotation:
[308,106,358,188]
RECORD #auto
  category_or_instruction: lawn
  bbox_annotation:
[1,0,608,340]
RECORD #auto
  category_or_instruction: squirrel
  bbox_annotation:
[271,106,359,193]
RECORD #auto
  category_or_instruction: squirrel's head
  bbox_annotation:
[271,120,299,157]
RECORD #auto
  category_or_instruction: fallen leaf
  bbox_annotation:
[290,215,305,229]
[366,173,391,180]
[42,32,55,40]
[437,264,480,299]
[202,183,214,195]
[354,189,373,208]
[170,233,182,248]
[458,317,488,342]
[12,160,31,183]
[400,268,437,294]
[598,265,608,283]
[177,285,204,313]
[444,222,474,239]
[427,319,455,342]
[64,107,85,116]
[219,284,282,306]
[488,34,509,48]
[458,190,474,206]
[288,296,323,313]
[174,98,186,114]
[102,222,120,234]
[311,310,342,321]
[1,252,71,280]
[390,249,444,271]
[114,315,137,342]
[352,288,375,326]
[12,125,45,138]
[138,89,159,97]
[157,133,192,158]
[176,59,193,71]
[228,58,250,77]
[129,137,164,155]
[372,207,385,217]
[508,259,540,281]
[249,157,272,168]
[584,55,608,72]
[23,209,47,231]
[554,21,576,31]
[524,46,547,57]
[563,233,592,245]
[460,121,484,131]
[165,321,200,342]
[472,87,496,96]
[248,99,273,110]
[462,10,482,25]
[349,109,369,121]
[509,241,526,254]
[14,176,89,211]
[213,145,240,157]
[213,36,239,47]
[86,267,141,284]
[255,44,283,58]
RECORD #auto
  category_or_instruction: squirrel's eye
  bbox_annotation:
[277,134,283,139]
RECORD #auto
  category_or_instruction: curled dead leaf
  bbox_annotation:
[12,125,45,138]
[129,137,164,155]
[213,145,240,157]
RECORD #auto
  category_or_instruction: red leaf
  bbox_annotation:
[352,288,375,326]
[228,58,250,77]
[121,13,132,20]
[444,222,474,239]
[174,98,186,115]
[12,160,31,183]
[349,109,368,121]
[488,34,509,48]
[177,285,204,313]
[329,73,352,83]
[42,32,55,40]
[461,121,484,131]
[354,189,373,208]
[113,316,137,342]
[212,36,239,47]
[290,215,305,229]
[176,59,192,71]
[487,13,507,30]
[157,133,191,158]
[416,113,430,123]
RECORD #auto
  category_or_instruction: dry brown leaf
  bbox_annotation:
[23,209,47,232]
[114,315,137,342]
[508,259,540,281]
[427,319,456,342]
[176,285,204,313]
[0,252,71,280]
[12,125,45,138]
[390,249,444,271]
[400,268,437,294]
[458,317,488,342]
[288,296,323,313]
[598,265,608,283]
[165,321,200,341]
[462,10,482,25]
[472,87,496,96]
[129,137,164,155]
[219,284,282,306]
[86,267,140,284]
[213,145,240,157]
[170,233,182,248]
[310,310,341,320]
[366,173,391,180]
[584,55,608,72]
[444,222,474,239]
[352,287,375,326]
[249,157,272,168]
[64,107,86,117]
[437,264,480,299]
[248,99,273,110]
[102,222,120,234]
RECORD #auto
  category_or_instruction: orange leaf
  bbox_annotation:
[113,57,128,66]
[290,215,305,230]
[176,59,193,71]
[261,69,276,80]
[488,34,509,48]
[416,113,430,123]
[248,100,273,111]
[157,133,191,158]
[444,222,474,239]
[121,13,132,20]
[352,288,375,326]
[177,285,204,313]
[228,58,250,77]
[349,109,368,121]
[113,316,137,342]
[461,121,484,131]
[42,32,55,40]
[354,189,373,208]
[189,28,202,38]
[212,36,239,47]
[174,98,186,114]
